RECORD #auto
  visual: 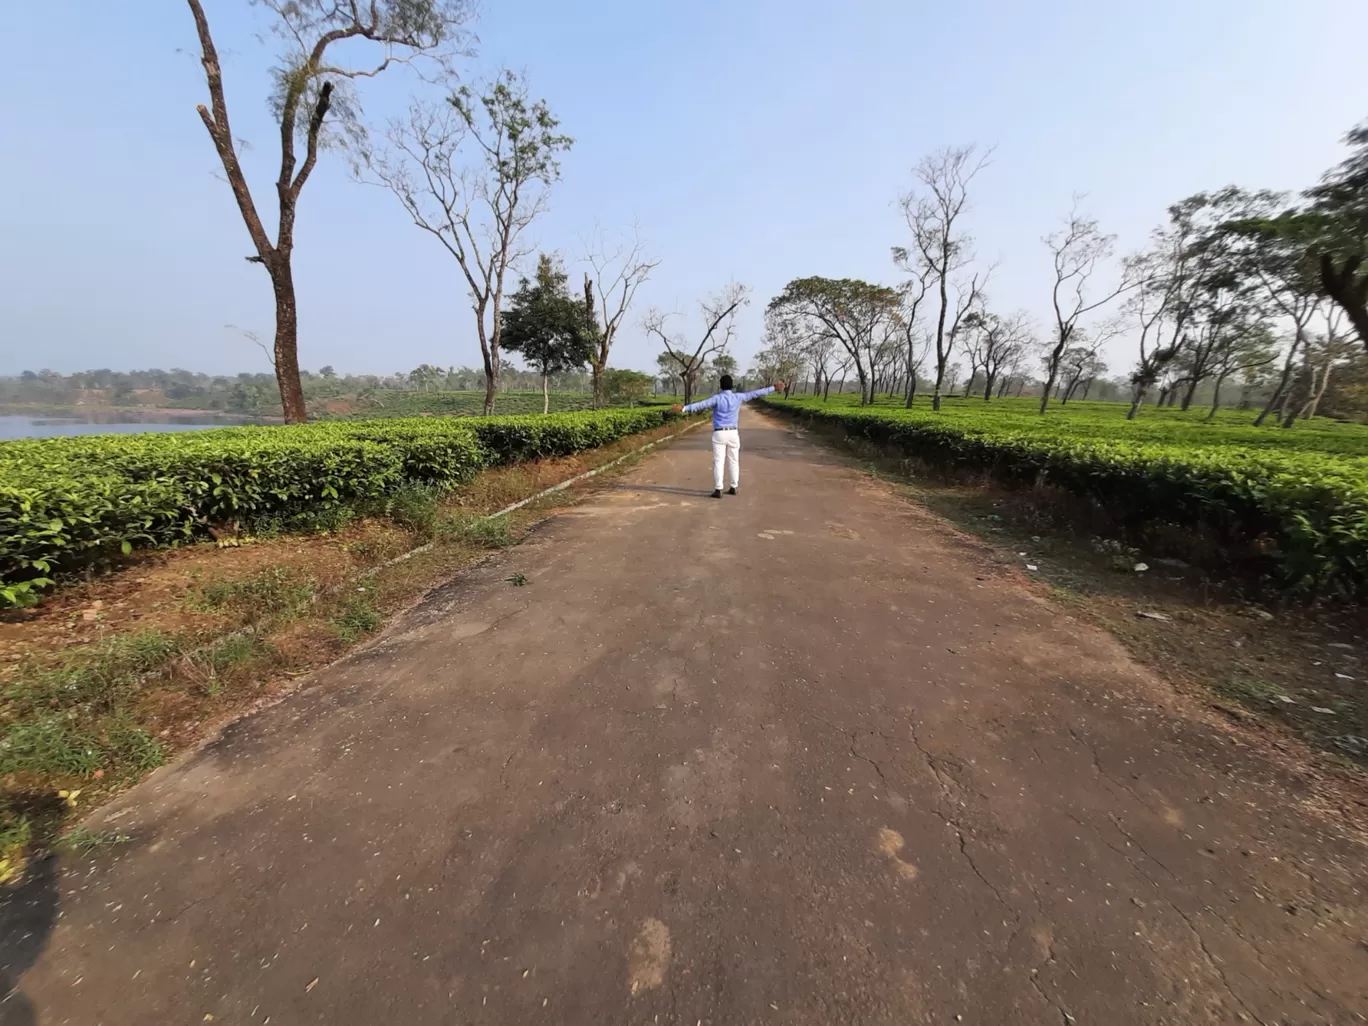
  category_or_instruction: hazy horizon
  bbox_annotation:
[3,0,1366,381]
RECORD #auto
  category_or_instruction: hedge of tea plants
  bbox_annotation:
[765,394,1368,597]
[0,408,675,605]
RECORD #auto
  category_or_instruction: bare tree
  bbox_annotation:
[899,145,992,410]
[1203,320,1276,421]
[185,0,472,423]
[644,283,749,405]
[1041,204,1139,413]
[1057,340,1110,404]
[1308,311,1353,418]
[972,311,1034,401]
[1124,248,1188,419]
[583,227,659,408]
[363,71,572,414]
[890,246,934,407]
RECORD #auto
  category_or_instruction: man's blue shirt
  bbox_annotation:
[682,386,776,430]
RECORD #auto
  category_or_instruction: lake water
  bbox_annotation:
[0,411,272,440]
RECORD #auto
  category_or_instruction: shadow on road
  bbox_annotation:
[0,853,59,1026]
[608,483,713,498]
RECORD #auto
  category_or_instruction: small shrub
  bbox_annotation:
[381,483,442,537]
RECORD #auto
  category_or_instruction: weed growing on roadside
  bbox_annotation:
[193,567,315,624]
[506,572,528,587]
[56,825,131,856]
[377,483,443,538]
[332,597,381,643]
[440,513,511,549]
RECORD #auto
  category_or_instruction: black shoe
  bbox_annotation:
[727,486,737,495]
[711,489,722,499]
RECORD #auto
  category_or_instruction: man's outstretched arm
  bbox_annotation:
[739,382,785,401]
[672,394,720,414]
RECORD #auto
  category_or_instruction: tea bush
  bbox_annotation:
[766,394,1368,597]
[0,408,674,603]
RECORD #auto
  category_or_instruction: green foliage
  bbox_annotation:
[501,254,598,377]
[0,408,671,604]
[603,369,654,404]
[768,393,1368,597]
[374,482,443,538]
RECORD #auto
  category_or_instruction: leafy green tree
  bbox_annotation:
[603,369,653,405]
[1302,123,1368,347]
[655,352,684,395]
[501,254,597,413]
[766,277,901,405]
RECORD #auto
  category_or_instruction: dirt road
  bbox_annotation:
[4,410,1366,1025]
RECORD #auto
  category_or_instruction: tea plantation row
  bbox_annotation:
[765,395,1368,598]
[0,408,676,605]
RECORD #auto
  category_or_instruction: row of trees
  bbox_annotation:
[752,127,1368,424]
[186,0,658,422]
[0,364,632,413]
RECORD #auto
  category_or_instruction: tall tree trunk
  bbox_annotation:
[983,371,996,401]
[1179,375,1200,411]
[905,370,918,406]
[590,363,605,409]
[270,265,307,423]
[1302,360,1333,419]
[1082,376,1095,400]
[1039,336,1064,414]
[1255,335,1301,426]
[481,350,498,416]
[1206,374,1226,421]
[542,372,549,415]
[1127,384,1147,420]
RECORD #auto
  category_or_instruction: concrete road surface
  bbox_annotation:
[4,410,1366,1025]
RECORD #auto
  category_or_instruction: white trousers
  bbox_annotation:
[711,429,740,490]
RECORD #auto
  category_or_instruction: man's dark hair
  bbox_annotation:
[720,374,734,390]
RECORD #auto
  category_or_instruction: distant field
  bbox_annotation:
[325,390,668,418]
[765,393,1368,597]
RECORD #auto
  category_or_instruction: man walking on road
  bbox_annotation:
[673,375,784,498]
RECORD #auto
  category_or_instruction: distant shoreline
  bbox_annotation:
[0,402,283,421]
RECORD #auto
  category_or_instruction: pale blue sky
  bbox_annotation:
[2,0,1366,378]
